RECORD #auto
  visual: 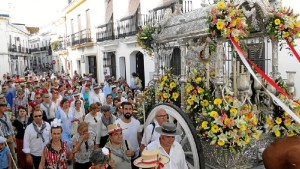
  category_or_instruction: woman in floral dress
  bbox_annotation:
[39,119,72,169]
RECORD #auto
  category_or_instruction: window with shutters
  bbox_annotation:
[103,52,116,78]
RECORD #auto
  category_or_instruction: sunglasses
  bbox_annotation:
[34,115,42,118]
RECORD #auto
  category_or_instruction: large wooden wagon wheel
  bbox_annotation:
[145,103,205,169]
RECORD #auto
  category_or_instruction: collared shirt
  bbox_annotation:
[0,112,14,137]
[84,112,102,144]
[147,139,188,169]
[23,121,51,156]
[89,91,105,105]
[72,133,95,163]
[103,84,112,97]
[40,101,57,120]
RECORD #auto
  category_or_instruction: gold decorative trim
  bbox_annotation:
[66,0,87,14]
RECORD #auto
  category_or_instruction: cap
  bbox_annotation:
[73,92,80,97]
[0,136,7,143]
[0,102,7,107]
[93,84,100,89]
[43,93,51,98]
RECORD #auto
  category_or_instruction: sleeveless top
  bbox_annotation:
[45,140,68,169]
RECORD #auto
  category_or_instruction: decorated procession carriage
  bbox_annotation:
[137,0,300,168]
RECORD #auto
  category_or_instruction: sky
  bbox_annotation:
[0,0,66,27]
[0,0,299,27]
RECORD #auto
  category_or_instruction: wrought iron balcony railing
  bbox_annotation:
[71,29,92,46]
[96,22,114,42]
[141,0,192,27]
[116,11,139,38]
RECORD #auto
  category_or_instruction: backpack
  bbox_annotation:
[140,122,156,144]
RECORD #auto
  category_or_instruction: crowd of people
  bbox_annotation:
[0,71,188,169]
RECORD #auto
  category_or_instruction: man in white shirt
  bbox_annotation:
[147,122,188,169]
[140,108,168,152]
[140,109,181,152]
[89,84,105,105]
[116,102,141,169]
[23,110,51,169]
[40,93,57,123]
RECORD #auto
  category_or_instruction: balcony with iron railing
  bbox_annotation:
[31,48,40,52]
[71,29,92,46]
[140,0,192,27]
[95,0,193,41]
[96,22,114,42]
[8,44,30,54]
[116,11,139,38]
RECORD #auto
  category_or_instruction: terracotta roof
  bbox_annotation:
[26,27,39,34]
[128,0,140,16]
[105,0,113,23]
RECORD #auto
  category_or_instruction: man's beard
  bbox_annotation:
[124,113,132,119]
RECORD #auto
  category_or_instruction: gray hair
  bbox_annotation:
[89,148,109,165]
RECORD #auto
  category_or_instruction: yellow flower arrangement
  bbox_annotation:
[197,95,262,150]
[266,7,300,43]
[156,68,180,106]
[184,68,211,116]
[264,94,300,138]
[208,0,249,41]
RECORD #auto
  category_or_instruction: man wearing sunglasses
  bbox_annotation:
[23,110,50,169]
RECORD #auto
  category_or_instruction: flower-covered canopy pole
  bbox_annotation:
[208,0,249,98]
[185,68,211,123]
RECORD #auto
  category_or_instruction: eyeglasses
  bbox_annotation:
[34,115,42,118]
[156,114,168,118]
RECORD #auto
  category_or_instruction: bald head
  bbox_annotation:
[155,109,168,126]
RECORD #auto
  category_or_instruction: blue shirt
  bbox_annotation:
[0,146,9,168]
[103,84,112,96]
[56,107,75,149]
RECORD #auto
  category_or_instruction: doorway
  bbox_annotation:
[136,52,145,88]
[88,56,97,82]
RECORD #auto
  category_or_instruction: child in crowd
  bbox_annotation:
[0,136,12,169]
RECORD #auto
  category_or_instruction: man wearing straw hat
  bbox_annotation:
[105,123,134,169]
[146,122,188,169]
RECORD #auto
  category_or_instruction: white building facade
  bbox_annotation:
[0,14,31,77]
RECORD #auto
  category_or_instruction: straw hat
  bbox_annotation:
[134,149,169,168]
[107,124,123,135]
